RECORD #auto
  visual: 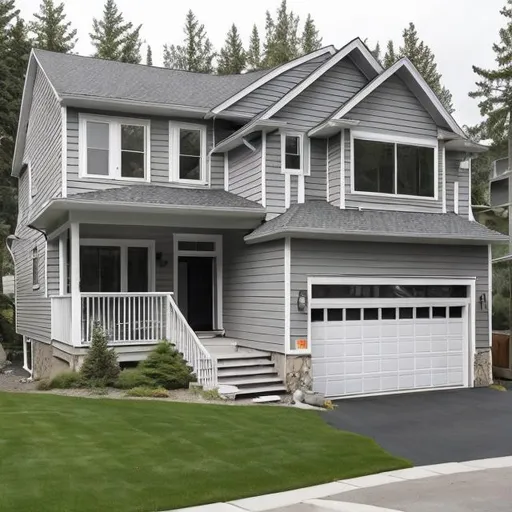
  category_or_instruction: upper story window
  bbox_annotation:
[79,114,150,181]
[32,246,39,290]
[169,122,207,184]
[281,132,304,174]
[352,133,437,198]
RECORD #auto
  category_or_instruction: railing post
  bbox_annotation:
[70,222,81,346]
[165,295,171,342]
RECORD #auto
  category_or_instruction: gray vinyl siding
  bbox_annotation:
[344,129,444,213]
[47,239,60,296]
[14,68,62,342]
[305,138,327,201]
[224,54,330,117]
[328,135,341,206]
[272,57,368,130]
[445,151,469,216]
[228,136,262,203]
[266,133,286,215]
[290,174,299,205]
[290,239,489,351]
[66,110,224,195]
[223,235,285,352]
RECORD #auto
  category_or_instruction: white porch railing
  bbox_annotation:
[51,295,72,343]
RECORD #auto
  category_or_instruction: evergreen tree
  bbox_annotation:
[217,24,246,74]
[371,41,381,63]
[90,0,142,63]
[301,14,322,54]
[30,0,77,53]
[146,44,152,65]
[163,10,214,72]
[383,40,396,67]
[246,24,261,70]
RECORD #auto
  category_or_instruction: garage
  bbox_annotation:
[309,277,474,398]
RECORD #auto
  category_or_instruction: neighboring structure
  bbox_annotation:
[11,38,506,398]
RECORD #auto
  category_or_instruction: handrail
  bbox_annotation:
[81,292,173,297]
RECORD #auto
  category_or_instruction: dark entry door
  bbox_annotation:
[178,256,214,331]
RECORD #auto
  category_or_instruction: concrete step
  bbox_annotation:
[219,376,283,387]
[217,358,274,368]
[218,366,277,378]
[235,384,287,396]
[216,351,271,360]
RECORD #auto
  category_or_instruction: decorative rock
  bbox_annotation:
[286,356,312,392]
[292,389,305,403]
[218,384,239,400]
[303,390,325,407]
[474,349,493,387]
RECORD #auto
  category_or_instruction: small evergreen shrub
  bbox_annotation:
[126,386,169,398]
[48,371,83,389]
[36,379,51,391]
[80,324,120,385]
[114,368,153,389]
[139,341,195,390]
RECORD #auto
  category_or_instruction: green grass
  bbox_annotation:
[0,392,409,512]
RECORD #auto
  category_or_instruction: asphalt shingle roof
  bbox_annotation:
[244,201,507,244]
[34,49,270,109]
[71,185,265,210]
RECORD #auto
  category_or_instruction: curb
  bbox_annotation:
[169,456,512,512]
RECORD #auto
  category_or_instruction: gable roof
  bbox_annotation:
[245,201,507,245]
[326,58,466,138]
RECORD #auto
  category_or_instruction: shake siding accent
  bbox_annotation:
[445,151,467,214]
[266,133,286,215]
[14,68,62,342]
[306,138,327,200]
[349,75,438,138]
[328,135,341,206]
[273,57,368,130]
[47,239,60,296]
[344,129,444,213]
[290,239,489,350]
[223,235,285,352]
[228,137,262,203]
[224,54,330,117]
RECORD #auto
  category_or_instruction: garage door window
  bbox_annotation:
[312,284,467,299]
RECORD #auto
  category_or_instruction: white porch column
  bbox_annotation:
[70,222,81,346]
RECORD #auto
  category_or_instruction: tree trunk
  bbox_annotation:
[508,112,512,344]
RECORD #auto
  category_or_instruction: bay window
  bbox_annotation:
[79,114,150,181]
[353,134,436,198]
[170,122,207,184]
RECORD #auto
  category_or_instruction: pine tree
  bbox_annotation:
[30,0,77,53]
[146,44,152,65]
[163,10,215,72]
[383,40,396,67]
[217,24,246,74]
[246,24,261,70]
[301,14,322,54]
[371,41,381,63]
[90,0,142,63]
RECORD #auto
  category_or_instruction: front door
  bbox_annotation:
[178,256,214,331]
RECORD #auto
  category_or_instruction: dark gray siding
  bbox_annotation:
[290,239,489,350]
[289,174,299,205]
[223,235,285,352]
[266,133,286,215]
[47,239,60,296]
[224,54,330,117]
[445,151,470,216]
[273,57,368,130]
[14,68,62,342]
[305,138,327,201]
[328,134,341,206]
[228,137,262,203]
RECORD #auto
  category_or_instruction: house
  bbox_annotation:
[11,38,507,399]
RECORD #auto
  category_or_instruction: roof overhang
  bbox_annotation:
[308,119,361,138]
[444,138,488,154]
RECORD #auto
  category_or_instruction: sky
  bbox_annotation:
[15,0,505,128]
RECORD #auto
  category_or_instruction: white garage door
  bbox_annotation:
[310,281,471,398]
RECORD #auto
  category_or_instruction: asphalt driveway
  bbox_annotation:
[324,388,512,465]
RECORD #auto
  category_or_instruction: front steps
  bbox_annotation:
[216,350,286,397]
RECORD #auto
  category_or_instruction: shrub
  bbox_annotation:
[114,368,153,390]
[36,379,51,391]
[48,371,83,389]
[139,341,195,390]
[80,324,120,385]
[126,386,169,398]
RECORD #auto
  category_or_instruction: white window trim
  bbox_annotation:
[169,121,208,185]
[79,238,156,292]
[350,130,439,201]
[78,113,151,183]
[281,132,304,175]
[32,245,40,290]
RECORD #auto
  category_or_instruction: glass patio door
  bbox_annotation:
[80,246,121,292]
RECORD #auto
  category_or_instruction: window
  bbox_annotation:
[32,247,39,290]
[80,115,150,181]
[311,284,467,299]
[170,122,207,184]
[25,161,35,204]
[353,135,436,198]
[281,133,304,173]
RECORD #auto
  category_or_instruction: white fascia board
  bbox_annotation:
[332,58,467,139]
[261,39,381,121]
[308,119,361,138]
[208,46,336,116]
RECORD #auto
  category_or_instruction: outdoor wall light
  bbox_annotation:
[297,290,307,312]
[479,293,487,310]
[156,252,168,268]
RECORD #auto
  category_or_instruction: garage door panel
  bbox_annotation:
[381,358,399,372]
[382,324,398,337]
[363,341,380,356]
[399,357,415,370]
[432,340,448,352]
[382,375,399,391]
[312,361,327,378]
[415,371,432,387]
[345,378,363,394]
[448,371,463,385]
[363,359,380,374]
[345,360,363,375]
[432,370,449,386]
[362,324,380,338]
[363,376,381,393]
[416,355,432,370]
[399,342,414,354]
[381,341,398,355]
[399,323,415,336]
[432,356,448,369]
[416,340,431,353]
[345,325,363,339]
[344,342,362,357]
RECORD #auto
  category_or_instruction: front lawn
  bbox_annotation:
[0,393,409,512]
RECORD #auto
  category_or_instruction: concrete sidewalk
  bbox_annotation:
[170,457,512,512]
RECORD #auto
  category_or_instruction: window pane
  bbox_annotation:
[364,308,379,320]
[121,125,144,152]
[87,121,109,149]
[128,247,148,293]
[179,156,201,180]
[180,129,201,156]
[87,148,109,175]
[346,309,361,321]
[196,242,215,251]
[327,308,343,321]
[433,307,447,318]
[354,139,395,194]
[285,136,299,155]
[397,145,434,197]
[382,308,396,320]
[449,306,463,318]
[311,308,324,322]
[121,151,145,178]
[399,308,413,319]
[285,154,301,169]
[416,307,430,319]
